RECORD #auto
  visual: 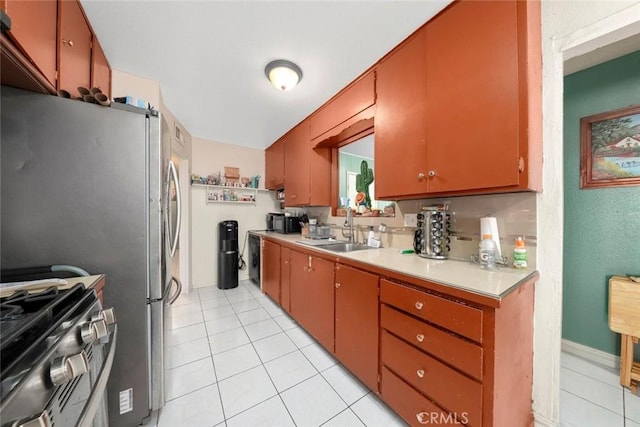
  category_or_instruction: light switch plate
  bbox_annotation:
[404,213,418,227]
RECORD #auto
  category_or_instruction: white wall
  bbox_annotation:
[536,1,640,425]
[111,69,161,108]
[190,137,279,288]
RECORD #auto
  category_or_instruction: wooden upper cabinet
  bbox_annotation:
[58,0,91,98]
[375,28,428,199]
[375,0,541,199]
[310,71,375,142]
[265,138,285,190]
[283,120,331,206]
[2,0,57,87]
[425,0,520,193]
[284,123,310,205]
[91,36,111,98]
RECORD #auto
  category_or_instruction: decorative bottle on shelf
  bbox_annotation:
[479,233,498,270]
[513,236,528,269]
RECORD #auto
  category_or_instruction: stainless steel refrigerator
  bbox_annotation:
[1,86,182,426]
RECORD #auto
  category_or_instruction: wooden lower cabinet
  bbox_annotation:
[261,239,535,426]
[280,247,291,313]
[381,305,483,381]
[379,278,535,427]
[261,239,281,304]
[382,331,482,426]
[289,249,335,351]
[335,264,379,391]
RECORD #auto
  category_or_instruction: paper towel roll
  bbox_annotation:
[480,216,502,259]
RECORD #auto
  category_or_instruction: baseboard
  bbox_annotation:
[561,339,619,369]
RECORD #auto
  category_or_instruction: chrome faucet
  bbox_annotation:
[342,207,355,243]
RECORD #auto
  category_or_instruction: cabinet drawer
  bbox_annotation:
[381,366,469,427]
[380,279,482,342]
[381,331,482,426]
[381,305,483,381]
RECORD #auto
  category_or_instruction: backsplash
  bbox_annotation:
[305,192,537,268]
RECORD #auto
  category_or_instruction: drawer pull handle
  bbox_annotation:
[415,301,424,310]
[416,412,429,424]
[416,334,425,343]
[335,283,341,288]
[416,369,425,378]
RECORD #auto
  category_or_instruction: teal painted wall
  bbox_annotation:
[563,50,640,355]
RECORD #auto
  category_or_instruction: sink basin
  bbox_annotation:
[322,242,372,252]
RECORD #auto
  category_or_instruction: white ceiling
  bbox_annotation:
[80,0,451,150]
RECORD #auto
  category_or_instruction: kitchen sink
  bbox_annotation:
[321,242,372,252]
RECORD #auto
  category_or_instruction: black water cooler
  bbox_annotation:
[218,220,239,289]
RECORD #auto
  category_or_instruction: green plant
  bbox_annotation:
[356,160,374,208]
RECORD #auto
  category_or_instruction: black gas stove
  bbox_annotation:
[0,283,117,427]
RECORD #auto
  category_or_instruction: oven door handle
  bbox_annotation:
[77,324,118,427]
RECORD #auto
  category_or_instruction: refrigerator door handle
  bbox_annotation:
[166,160,181,258]
[167,276,182,305]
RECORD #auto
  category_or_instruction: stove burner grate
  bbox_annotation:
[0,283,93,382]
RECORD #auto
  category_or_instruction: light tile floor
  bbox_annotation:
[560,351,640,427]
[152,279,640,426]
[156,280,405,427]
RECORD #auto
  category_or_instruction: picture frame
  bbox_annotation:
[580,104,640,189]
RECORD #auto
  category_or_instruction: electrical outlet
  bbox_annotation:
[404,213,418,227]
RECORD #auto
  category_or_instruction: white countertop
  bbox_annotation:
[254,231,537,300]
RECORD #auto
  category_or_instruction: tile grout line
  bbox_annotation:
[223,284,297,426]
[170,282,397,426]
[200,288,228,426]
[562,388,625,417]
[561,364,623,390]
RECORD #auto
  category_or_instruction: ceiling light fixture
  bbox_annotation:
[264,59,303,92]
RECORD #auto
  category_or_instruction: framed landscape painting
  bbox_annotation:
[580,104,640,189]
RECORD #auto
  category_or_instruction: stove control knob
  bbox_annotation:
[14,411,52,427]
[92,308,116,325]
[80,318,108,344]
[50,351,89,386]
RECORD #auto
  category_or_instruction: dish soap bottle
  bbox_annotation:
[479,234,498,269]
[513,237,528,269]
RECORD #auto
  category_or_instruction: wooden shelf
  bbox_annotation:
[192,183,270,204]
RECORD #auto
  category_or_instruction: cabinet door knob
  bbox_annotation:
[335,283,341,288]
[417,172,425,179]
[428,170,436,177]
[416,333,425,343]
[62,39,74,47]
[416,412,429,424]
[415,301,424,310]
[416,369,425,378]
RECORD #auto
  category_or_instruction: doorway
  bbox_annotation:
[538,3,640,425]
